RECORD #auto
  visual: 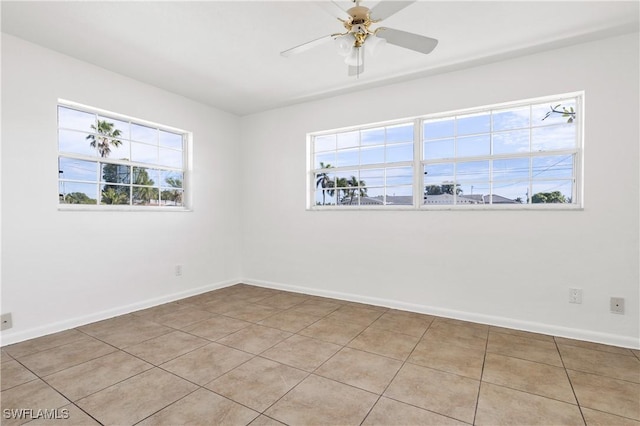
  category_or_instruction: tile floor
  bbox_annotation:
[1,284,639,426]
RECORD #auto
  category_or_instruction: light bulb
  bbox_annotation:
[344,46,363,66]
[365,34,387,56]
[334,35,353,57]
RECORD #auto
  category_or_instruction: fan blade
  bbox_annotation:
[280,34,334,57]
[315,1,351,20]
[370,1,416,21]
[376,27,438,54]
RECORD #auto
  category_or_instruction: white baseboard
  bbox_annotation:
[241,277,640,350]
[3,277,638,350]
[0,279,239,346]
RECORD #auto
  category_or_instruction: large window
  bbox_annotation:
[58,101,189,209]
[309,93,582,209]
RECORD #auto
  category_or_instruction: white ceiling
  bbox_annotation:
[2,1,638,116]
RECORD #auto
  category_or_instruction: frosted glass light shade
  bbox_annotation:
[344,46,363,66]
[365,35,387,56]
[334,35,353,57]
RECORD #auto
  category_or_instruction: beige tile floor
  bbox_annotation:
[1,284,639,426]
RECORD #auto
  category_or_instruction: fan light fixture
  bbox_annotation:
[280,1,439,78]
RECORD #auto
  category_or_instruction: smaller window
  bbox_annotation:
[58,101,189,209]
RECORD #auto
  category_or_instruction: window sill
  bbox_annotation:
[58,204,191,212]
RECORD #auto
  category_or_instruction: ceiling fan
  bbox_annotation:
[280,0,438,77]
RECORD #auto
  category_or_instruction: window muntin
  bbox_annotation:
[58,102,187,208]
[310,93,582,209]
[312,123,415,207]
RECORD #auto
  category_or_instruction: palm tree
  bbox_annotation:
[132,167,157,205]
[327,177,348,205]
[86,120,123,158]
[346,176,368,205]
[315,162,333,205]
[163,176,183,206]
[101,187,128,205]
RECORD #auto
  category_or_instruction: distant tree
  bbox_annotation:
[63,192,96,204]
[100,163,130,204]
[425,182,462,196]
[132,167,157,205]
[86,120,123,158]
[315,162,333,205]
[531,191,567,203]
[327,177,348,205]
[542,104,576,124]
[514,197,524,204]
[345,176,367,205]
[162,176,183,206]
[101,186,128,205]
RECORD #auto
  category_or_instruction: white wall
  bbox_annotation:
[240,33,640,348]
[1,35,242,344]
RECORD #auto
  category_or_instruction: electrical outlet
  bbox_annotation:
[610,297,625,314]
[175,264,183,277]
[569,288,582,304]
[1,313,13,331]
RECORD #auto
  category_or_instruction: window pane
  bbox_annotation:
[315,189,336,206]
[58,157,97,181]
[315,152,335,169]
[424,118,454,140]
[133,167,158,186]
[315,134,336,152]
[161,170,183,188]
[531,180,573,204]
[360,145,385,165]
[131,123,157,144]
[101,163,130,184]
[159,130,183,149]
[531,124,575,152]
[159,147,183,168]
[337,131,359,149]
[361,127,385,146]
[458,183,489,204]
[361,187,384,205]
[424,163,454,185]
[132,186,159,206]
[493,106,530,131]
[424,139,454,160]
[457,135,490,157]
[59,130,97,156]
[58,107,95,131]
[336,148,359,167]
[386,123,413,144]
[493,158,530,181]
[457,160,489,182]
[492,181,529,204]
[532,155,574,179]
[105,139,130,161]
[457,112,490,136]
[160,188,184,206]
[386,142,413,162]
[131,142,158,164]
[359,169,384,187]
[98,116,129,139]
[314,172,335,191]
[100,184,130,205]
[493,129,529,155]
[59,182,97,204]
[386,185,412,205]
[532,99,576,126]
[386,167,413,186]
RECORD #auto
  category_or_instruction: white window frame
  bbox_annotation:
[57,99,192,211]
[307,91,584,210]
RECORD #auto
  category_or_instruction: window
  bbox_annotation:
[309,93,582,209]
[58,101,189,209]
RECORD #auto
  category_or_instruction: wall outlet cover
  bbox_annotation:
[610,297,625,314]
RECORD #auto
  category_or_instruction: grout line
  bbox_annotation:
[554,336,587,426]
